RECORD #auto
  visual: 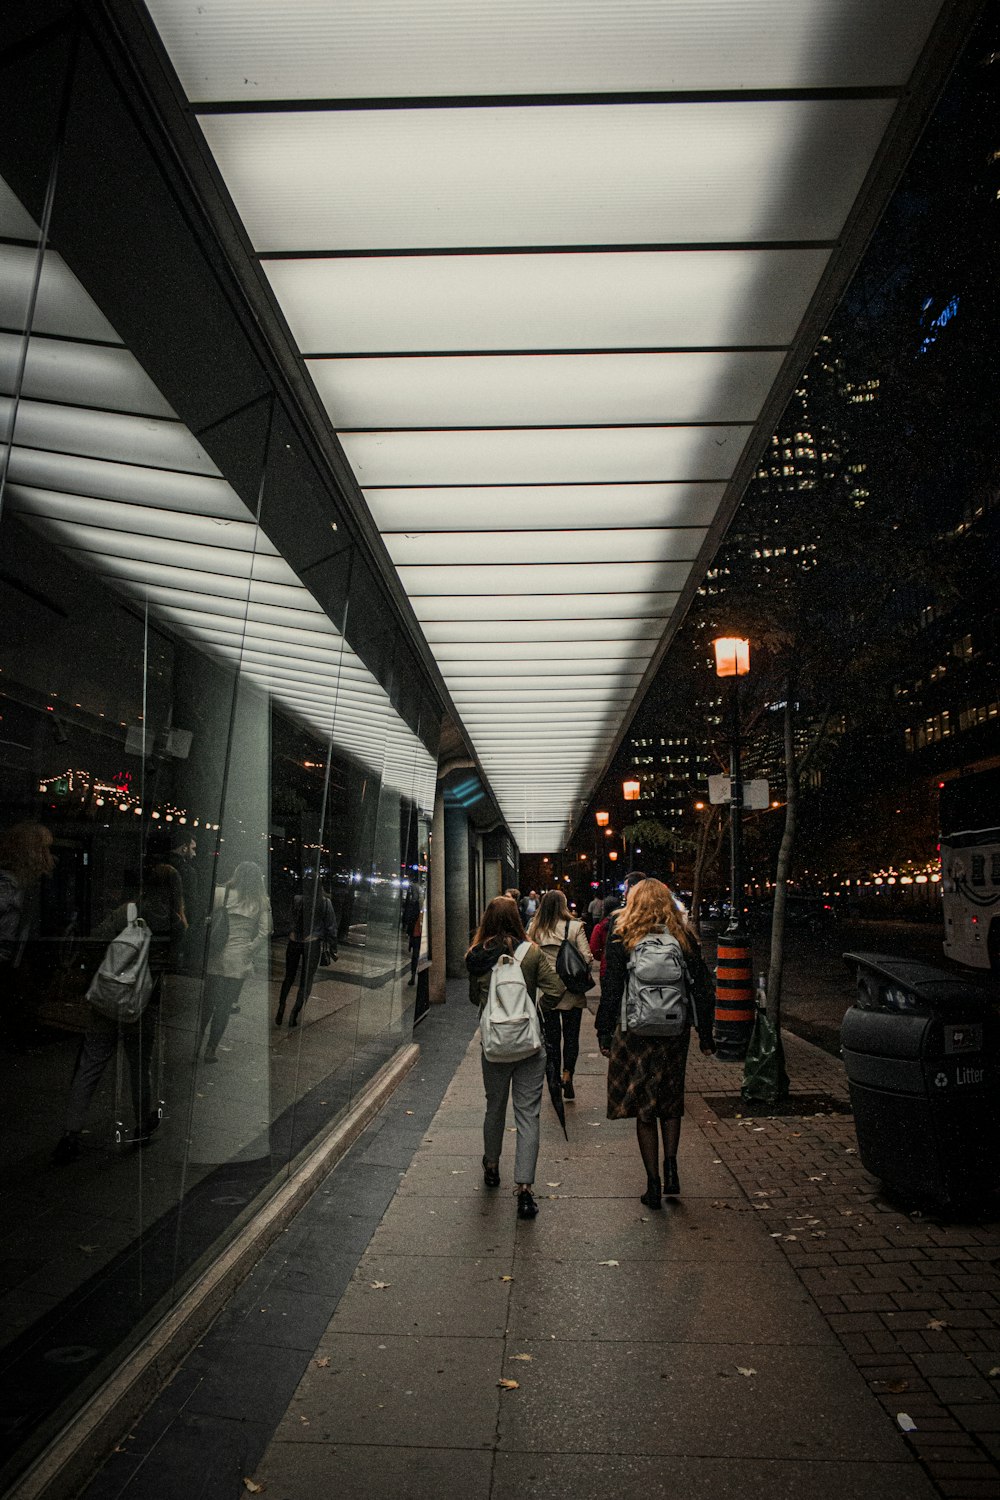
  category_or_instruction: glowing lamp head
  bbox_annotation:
[608,850,619,862]
[595,810,610,828]
[713,636,750,678]
[622,780,640,802]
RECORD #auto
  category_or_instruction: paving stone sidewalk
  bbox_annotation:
[687,1035,1000,1500]
[80,989,999,1500]
[249,1014,998,1500]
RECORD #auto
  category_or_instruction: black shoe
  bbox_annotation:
[663,1158,680,1196]
[482,1157,501,1189]
[51,1132,81,1166]
[289,1012,300,1028]
[274,1007,285,1027]
[562,1074,575,1101]
[407,978,415,987]
[230,1004,241,1014]
[516,1188,538,1220]
[641,1175,662,1210]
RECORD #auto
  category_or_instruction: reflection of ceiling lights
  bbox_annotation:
[142,0,950,850]
[0,206,434,816]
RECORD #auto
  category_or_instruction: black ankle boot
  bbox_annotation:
[516,1188,538,1219]
[561,1073,575,1101]
[640,1175,662,1210]
[482,1156,500,1189]
[663,1157,680,1196]
[274,1005,285,1027]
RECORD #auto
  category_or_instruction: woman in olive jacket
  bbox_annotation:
[467,896,565,1219]
[527,888,593,1099]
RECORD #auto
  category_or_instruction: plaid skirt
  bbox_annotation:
[606,1027,691,1122]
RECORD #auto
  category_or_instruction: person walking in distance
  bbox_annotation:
[527,888,593,1100]
[199,861,270,1062]
[595,879,715,1207]
[466,896,565,1219]
[275,882,338,1028]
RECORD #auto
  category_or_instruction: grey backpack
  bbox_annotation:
[622,931,690,1037]
[87,902,153,1023]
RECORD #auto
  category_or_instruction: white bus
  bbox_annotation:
[940,768,1000,972]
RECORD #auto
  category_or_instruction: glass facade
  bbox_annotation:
[0,8,440,1487]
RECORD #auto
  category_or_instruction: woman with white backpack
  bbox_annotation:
[596,879,715,1209]
[466,896,565,1219]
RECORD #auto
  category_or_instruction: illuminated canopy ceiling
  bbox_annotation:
[143,0,953,851]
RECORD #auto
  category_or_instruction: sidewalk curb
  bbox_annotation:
[10,1041,420,1500]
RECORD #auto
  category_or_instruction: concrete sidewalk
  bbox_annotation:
[248,1022,962,1500]
[80,987,999,1500]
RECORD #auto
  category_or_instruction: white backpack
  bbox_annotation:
[480,941,543,1063]
[622,931,690,1038]
[87,903,153,1023]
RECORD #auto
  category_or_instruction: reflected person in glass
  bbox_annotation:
[199,861,271,1063]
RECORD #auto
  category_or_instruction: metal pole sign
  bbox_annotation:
[707,776,769,810]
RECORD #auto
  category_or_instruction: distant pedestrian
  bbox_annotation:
[519,889,539,926]
[527,889,593,1100]
[585,892,604,936]
[407,908,422,987]
[466,896,564,1219]
[589,893,622,977]
[596,879,715,1208]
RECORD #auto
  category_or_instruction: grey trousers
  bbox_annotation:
[481,1047,546,1185]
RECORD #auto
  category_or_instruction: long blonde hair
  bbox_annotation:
[616,878,693,953]
[527,888,571,942]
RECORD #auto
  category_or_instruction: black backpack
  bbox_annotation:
[555,919,592,995]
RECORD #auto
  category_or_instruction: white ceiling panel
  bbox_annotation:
[6,446,245,517]
[421,618,664,644]
[310,351,785,429]
[149,0,941,99]
[0,332,175,418]
[140,2,955,853]
[342,426,750,486]
[365,484,726,533]
[200,99,895,253]
[397,561,689,596]
[0,246,120,343]
[410,592,680,621]
[266,249,832,355]
[383,528,703,568]
[3,396,219,475]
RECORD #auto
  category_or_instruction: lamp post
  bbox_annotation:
[712,636,754,1061]
[595,810,609,891]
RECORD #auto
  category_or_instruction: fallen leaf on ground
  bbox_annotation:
[987,1367,1000,1378]
[598,1260,620,1267]
[896,1413,917,1432]
[405,1110,414,1115]
[783,1235,798,1242]
[314,1357,330,1368]
[497,1378,520,1390]
[510,1353,533,1362]
[243,1479,265,1493]
[736,1367,757,1377]
[369,1281,391,1291]
[499,1275,514,1283]
[78,1245,99,1254]
[885,1380,910,1393]
[926,1319,948,1331]
[546,1182,561,1187]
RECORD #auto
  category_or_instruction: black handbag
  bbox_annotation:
[555,919,592,994]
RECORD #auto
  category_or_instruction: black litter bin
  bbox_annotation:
[841,951,999,1208]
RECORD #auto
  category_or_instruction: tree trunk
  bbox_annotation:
[689,806,719,936]
[767,689,798,1030]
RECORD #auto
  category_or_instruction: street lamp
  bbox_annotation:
[595,811,610,827]
[594,810,609,890]
[622,780,640,802]
[713,635,753,1062]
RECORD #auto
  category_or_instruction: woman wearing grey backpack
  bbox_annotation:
[466,896,565,1219]
[596,879,715,1208]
